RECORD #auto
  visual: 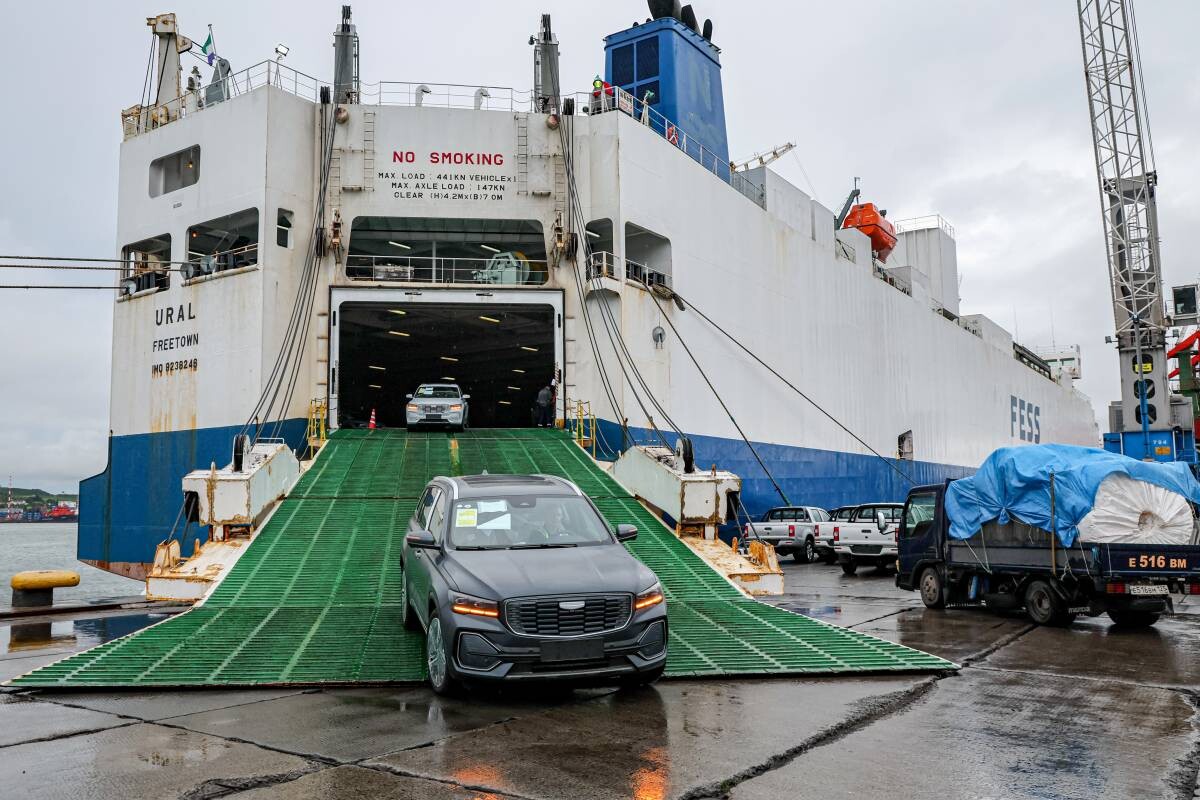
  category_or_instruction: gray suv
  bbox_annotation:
[406,383,469,431]
[401,474,668,694]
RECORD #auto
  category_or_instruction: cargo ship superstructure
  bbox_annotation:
[83,6,1098,578]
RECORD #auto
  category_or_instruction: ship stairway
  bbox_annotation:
[10,429,954,688]
[361,110,376,191]
[329,150,342,210]
[516,114,529,195]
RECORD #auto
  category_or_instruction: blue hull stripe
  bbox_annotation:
[78,420,308,569]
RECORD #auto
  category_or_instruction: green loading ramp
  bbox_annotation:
[11,429,954,688]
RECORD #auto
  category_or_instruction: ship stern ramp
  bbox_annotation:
[10,429,954,688]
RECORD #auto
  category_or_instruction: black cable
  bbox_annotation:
[0,255,196,265]
[254,99,339,438]
[643,286,790,505]
[0,263,183,273]
[238,99,337,438]
[0,285,118,290]
[141,36,156,110]
[678,291,916,486]
[542,106,628,445]
[549,63,684,450]
[560,136,684,444]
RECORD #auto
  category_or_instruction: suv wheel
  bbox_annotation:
[841,560,858,576]
[919,566,946,609]
[426,615,460,695]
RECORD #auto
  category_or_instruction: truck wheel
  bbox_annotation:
[841,560,858,576]
[1107,609,1160,628]
[1025,580,1075,627]
[919,566,946,609]
[794,538,815,564]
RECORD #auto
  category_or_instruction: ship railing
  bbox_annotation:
[624,257,672,290]
[185,243,260,278]
[893,214,956,240]
[345,254,549,286]
[569,86,767,210]
[122,61,324,140]
[585,251,672,290]
[363,82,534,111]
[586,251,620,281]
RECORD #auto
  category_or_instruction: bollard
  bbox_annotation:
[10,570,80,608]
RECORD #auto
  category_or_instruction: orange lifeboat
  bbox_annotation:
[841,202,897,263]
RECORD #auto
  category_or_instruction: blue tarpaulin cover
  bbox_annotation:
[945,444,1200,547]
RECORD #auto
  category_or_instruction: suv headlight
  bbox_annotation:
[406,403,419,412]
[634,582,664,611]
[451,592,499,618]
[449,404,463,412]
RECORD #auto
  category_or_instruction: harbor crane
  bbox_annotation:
[1076,0,1194,462]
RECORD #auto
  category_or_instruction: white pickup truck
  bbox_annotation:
[832,503,903,575]
[813,506,855,564]
[743,506,830,563]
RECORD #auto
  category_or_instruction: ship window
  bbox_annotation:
[276,209,294,248]
[347,217,547,285]
[636,37,659,81]
[624,222,671,288]
[187,208,259,276]
[149,145,200,198]
[611,44,635,87]
[120,233,172,295]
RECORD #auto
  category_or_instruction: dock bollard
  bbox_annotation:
[10,571,80,608]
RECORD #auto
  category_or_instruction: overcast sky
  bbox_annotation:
[2,1,1198,491]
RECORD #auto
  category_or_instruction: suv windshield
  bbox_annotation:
[416,386,459,399]
[449,495,614,549]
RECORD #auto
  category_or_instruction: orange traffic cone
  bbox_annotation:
[368,408,377,430]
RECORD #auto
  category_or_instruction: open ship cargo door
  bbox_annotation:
[329,288,563,429]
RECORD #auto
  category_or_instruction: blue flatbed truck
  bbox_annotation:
[896,481,1200,627]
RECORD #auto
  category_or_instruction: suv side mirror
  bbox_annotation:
[462,394,471,400]
[406,529,438,549]
[615,524,638,542]
[875,511,888,532]
[405,393,414,400]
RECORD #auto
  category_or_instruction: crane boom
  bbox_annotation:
[1077,0,1169,447]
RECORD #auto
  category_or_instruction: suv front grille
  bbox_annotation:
[422,404,448,413]
[504,595,632,637]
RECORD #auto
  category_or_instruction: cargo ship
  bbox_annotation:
[81,4,1098,578]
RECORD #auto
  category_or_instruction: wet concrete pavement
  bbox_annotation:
[2,562,1198,799]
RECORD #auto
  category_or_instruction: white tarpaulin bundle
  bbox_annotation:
[1077,473,1197,545]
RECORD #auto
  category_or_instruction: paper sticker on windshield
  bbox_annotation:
[478,513,512,530]
[455,507,478,528]
[477,500,508,513]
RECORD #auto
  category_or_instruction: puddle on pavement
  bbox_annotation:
[0,611,171,655]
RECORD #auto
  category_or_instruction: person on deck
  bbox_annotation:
[535,384,554,427]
